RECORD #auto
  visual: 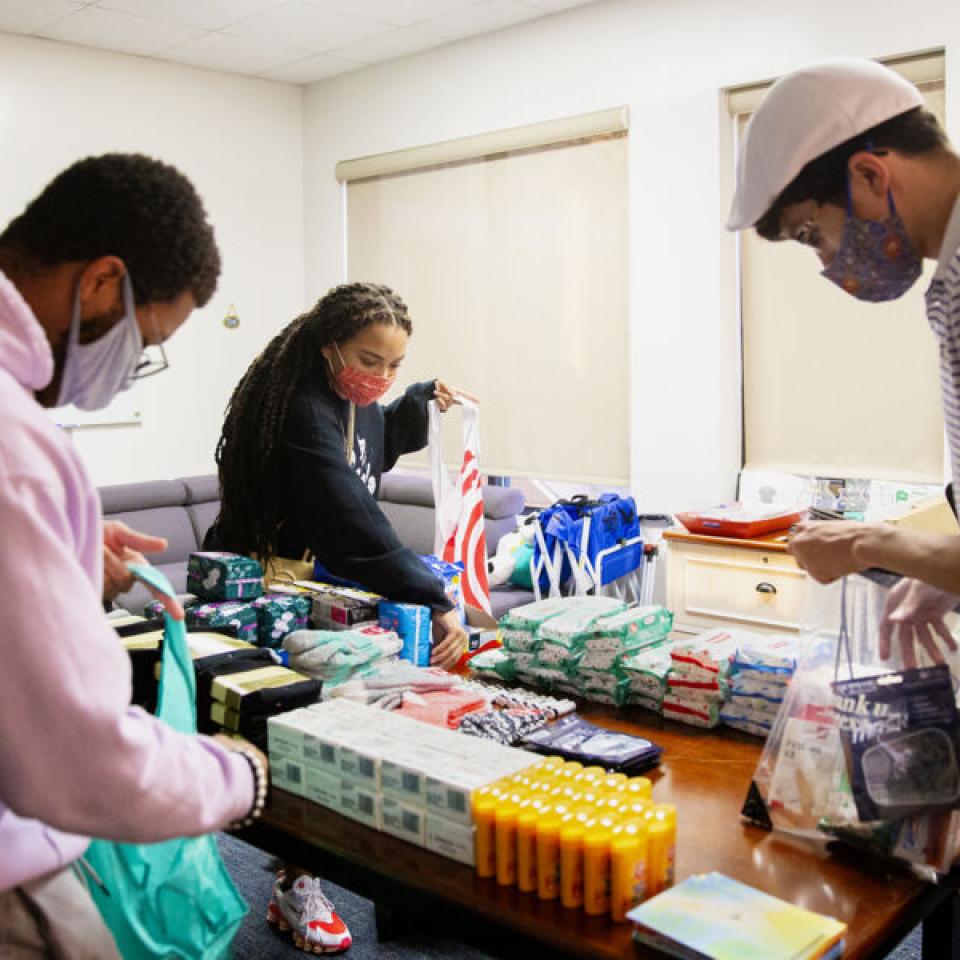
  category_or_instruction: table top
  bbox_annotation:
[663,525,793,554]
[247,704,946,960]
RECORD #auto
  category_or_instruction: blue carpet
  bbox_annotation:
[218,834,923,959]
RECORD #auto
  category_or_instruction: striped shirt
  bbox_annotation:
[925,194,960,488]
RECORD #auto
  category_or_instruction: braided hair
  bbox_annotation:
[213,282,412,569]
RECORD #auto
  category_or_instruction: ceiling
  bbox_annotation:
[0,0,601,85]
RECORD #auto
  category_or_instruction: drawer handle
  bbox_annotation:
[755,581,777,595]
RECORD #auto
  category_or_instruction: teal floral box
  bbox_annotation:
[187,552,263,601]
[185,600,258,644]
[252,593,312,648]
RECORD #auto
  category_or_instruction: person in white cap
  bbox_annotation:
[728,57,960,667]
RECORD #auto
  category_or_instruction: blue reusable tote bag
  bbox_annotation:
[84,563,248,959]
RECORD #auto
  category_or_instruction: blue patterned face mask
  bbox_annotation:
[821,185,922,302]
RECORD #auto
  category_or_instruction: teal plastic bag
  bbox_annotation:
[84,563,248,959]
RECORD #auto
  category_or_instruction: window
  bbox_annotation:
[729,53,946,484]
[339,109,629,485]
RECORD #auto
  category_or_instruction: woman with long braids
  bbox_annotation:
[206,282,472,953]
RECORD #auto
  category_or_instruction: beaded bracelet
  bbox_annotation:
[227,743,269,830]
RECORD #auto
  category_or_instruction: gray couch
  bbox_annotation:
[99,472,533,619]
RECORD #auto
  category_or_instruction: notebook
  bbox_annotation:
[626,872,846,960]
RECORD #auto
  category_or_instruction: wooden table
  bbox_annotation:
[241,706,958,959]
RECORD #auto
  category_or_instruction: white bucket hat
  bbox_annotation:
[726,57,923,231]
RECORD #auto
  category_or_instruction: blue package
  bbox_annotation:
[379,601,432,667]
[419,555,465,623]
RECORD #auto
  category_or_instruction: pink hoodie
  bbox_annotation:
[0,270,254,891]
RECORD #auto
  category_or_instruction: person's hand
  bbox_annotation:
[430,608,468,670]
[878,577,959,669]
[787,520,868,583]
[433,380,479,413]
[103,520,184,620]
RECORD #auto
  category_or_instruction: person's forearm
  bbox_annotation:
[852,524,960,594]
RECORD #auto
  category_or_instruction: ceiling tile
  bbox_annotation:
[305,0,477,28]
[162,30,311,75]
[224,1,380,52]
[416,0,543,41]
[93,0,284,31]
[0,0,83,35]
[37,6,203,55]
[261,51,358,83]
[330,26,440,64]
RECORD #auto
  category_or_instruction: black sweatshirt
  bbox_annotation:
[209,367,451,613]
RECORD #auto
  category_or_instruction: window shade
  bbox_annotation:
[733,53,946,482]
[343,114,629,483]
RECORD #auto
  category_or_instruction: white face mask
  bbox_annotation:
[56,273,143,411]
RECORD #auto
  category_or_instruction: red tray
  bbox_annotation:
[675,506,802,539]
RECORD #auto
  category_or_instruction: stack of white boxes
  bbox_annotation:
[268,699,537,865]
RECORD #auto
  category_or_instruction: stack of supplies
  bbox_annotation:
[326,661,463,709]
[282,626,402,693]
[187,551,263,601]
[287,580,381,630]
[457,707,551,746]
[499,597,572,681]
[490,598,674,708]
[473,760,674,921]
[533,596,627,693]
[204,657,321,748]
[721,633,798,737]
[662,629,738,728]
[466,648,517,683]
[397,687,489,728]
[378,601,432,666]
[620,646,676,713]
[251,593,312,649]
[185,600,259,644]
[420,555,465,622]
[268,699,537,864]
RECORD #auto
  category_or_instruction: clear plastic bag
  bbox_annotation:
[748,574,960,879]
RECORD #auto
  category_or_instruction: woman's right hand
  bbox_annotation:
[430,609,469,671]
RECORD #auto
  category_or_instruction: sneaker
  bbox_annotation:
[267,872,352,954]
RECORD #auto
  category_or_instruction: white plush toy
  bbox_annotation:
[487,513,538,586]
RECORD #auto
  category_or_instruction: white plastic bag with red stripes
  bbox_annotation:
[428,398,492,616]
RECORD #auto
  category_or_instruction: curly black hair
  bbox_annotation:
[0,153,220,306]
[756,107,948,241]
[212,282,411,568]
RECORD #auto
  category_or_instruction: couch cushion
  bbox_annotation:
[379,473,435,509]
[482,485,525,520]
[99,479,187,515]
[104,506,198,565]
[379,501,435,556]
[188,500,220,547]
[182,474,219,505]
[489,585,535,620]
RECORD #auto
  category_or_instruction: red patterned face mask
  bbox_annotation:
[328,342,393,406]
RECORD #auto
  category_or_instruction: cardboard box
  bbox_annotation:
[425,813,475,866]
[382,795,426,845]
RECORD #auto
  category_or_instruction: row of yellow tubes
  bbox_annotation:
[472,756,676,922]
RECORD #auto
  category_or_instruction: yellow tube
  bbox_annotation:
[473,795,498,878]
[516,802,540,893]
[494,799,521,886]
[582,823,613,916]
[622,777,653,803]
[645,804,676,896]
[610,818,649,921]
[535,808,565,901]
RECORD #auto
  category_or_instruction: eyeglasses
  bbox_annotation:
[131,341,169,380]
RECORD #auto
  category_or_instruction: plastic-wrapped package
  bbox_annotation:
[498,596,572,652]
[670,628,742,677]
[467,648,517,683]
[621,647,673,702]
[666,673,729,704]
[734,632,799,673]
[579,670,629,707]
[730,671,792,699]
[662,694,721,728]
[592,605,673,647]
[537,596,627,649]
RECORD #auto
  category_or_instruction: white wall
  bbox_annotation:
[0,33,305,486]
[302,0,960,513]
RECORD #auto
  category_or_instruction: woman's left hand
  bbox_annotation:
[434,380,478,412]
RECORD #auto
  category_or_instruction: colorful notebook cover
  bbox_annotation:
[626,872,846,960]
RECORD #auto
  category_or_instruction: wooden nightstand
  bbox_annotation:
[663,527,806,636]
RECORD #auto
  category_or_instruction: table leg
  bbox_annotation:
[923,890,960,960]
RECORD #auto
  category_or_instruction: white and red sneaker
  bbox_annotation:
[267,872,352,954]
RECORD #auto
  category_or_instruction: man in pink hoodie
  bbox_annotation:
[0,154,268,957]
